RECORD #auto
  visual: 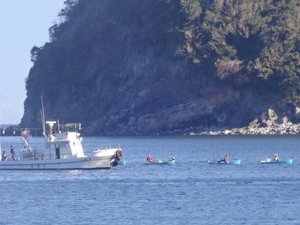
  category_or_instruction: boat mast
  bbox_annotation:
[0,128,2,161]
[40,95,47,139]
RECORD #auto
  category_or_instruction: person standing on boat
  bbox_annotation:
[10,145,15,161]
[273,154,279,162]
[1,150,7,161]
[146,154,153,163]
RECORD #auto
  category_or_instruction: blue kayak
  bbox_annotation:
[145,159,175,165]
[208,159,241,165]
[260,159,293,165]
[118,160,126,166]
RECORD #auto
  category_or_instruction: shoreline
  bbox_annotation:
[189,122,300,136]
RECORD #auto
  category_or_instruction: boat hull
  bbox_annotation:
[208,160,241,165]
[260,159,293,165]
[145,160,175,165]
[0,156,114,170]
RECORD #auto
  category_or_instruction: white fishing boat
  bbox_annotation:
[0,121,123,170]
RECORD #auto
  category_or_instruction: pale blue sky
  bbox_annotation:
[0,0,64,124]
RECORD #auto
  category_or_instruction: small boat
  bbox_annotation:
[260,158,293,165]
[0,98,123,170]
[145,159,175,165]
[0,121,123,170]
[118,160,126,165]
[208,159,241,165]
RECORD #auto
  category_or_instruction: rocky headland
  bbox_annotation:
[20,0,300,135]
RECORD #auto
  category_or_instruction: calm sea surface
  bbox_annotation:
[0,135,299,225]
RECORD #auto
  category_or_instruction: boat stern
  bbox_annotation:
[90,147,124,167]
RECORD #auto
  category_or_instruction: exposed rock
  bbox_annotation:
[282,116,289,124]
[215,60,243,80]
[248,118,259,128]
[295,107,300,120]
[268,108,278,122]
[136,88,235,134]
[195,108,300,135]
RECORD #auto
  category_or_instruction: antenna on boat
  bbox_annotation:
[40,95,47,139]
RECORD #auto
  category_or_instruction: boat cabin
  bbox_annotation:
[20,121,86,160]
[46,131,85,159]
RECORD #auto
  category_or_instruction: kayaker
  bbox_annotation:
[217,155,229,163]
[273,154,280,162]
[224,155,229,163]
[146,154,153,163]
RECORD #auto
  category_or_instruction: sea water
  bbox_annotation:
[0,136,299,225]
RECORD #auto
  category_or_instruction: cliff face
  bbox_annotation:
[21,0,300,135]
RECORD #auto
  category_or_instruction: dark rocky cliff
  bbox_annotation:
[21,0,300,135]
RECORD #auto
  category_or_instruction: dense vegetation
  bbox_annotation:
[21,0,300,135]
[181,0,300,97]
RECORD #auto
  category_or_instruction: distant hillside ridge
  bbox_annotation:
[21,0,300,135]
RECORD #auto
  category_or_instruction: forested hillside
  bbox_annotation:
[21,0,300,135]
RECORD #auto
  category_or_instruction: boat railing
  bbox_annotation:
[15,151,78,161]
[87,145,121,153]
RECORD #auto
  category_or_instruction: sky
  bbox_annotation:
[0,0,65,124]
